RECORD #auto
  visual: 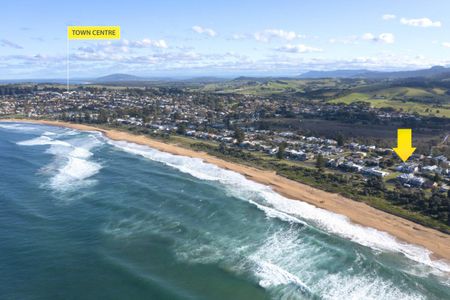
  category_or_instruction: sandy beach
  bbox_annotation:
[4,119,450,263]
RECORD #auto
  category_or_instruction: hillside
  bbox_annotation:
[299,66,450,79]
[329,86,450,117]
[94,73,145,82]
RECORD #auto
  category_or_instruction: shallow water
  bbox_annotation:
[0,122,449,299]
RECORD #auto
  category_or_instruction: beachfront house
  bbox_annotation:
[397,173,426,187]
[285,149,307,161]
[362,167,389,178]
[396,163,419,174]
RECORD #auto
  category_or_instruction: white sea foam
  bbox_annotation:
[249,232,317,298]
[17,136,70,146]
[108,139,450,274]
[17,133,102,192]
[42,131,56,136]
[49,156,100,190]
[67,146,93,159]
[0,123,39,132]
[6,123,446,296]
[250,227,427,299]
[248,199,307,226]
[315,271,426,300]
[254,260,311,292]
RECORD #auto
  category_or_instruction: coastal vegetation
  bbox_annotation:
[2,72,450,234]
[185,139,450,233]
[32,117,450,233]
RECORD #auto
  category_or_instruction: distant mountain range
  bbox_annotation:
[96,67,450,83]
[298,69,370,79]
[4,66,450,84]
[93,73,227,83]
[298,66,450,79]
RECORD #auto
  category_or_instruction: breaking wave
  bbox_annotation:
[0,123,40,132]
[17,135,70,147]
[108,139,450,274]
[3,122,449,299]
[254,260,311,291]
[17,132,102,192]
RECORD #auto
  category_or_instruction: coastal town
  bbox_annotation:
[1,86,449,196]
[4,1,450,298]
[2,70,450,248]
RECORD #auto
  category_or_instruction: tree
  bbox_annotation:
[84,113,91,123]
[380,157,395,168]
[367,176,385,191]
[234,127,245,144]
[173,111,182,120]
[98,110,109,124]
[223,116,231,129]
[219,142,226,153]
[336,134,345,147]
[176,123,187,135]
[316,153,325,170]
[276,142,287,159]
[433,173,442,183]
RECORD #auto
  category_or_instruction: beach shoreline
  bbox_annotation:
[3,118,450,263]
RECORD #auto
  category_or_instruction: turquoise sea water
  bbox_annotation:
[0,122,449,300]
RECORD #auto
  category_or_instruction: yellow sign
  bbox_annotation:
[393,128,416,162]
[68,26,120,40]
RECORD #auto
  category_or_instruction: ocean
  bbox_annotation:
[0,122,449,300]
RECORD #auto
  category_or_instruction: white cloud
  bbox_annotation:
[400,17,441,27]
[192,25,217,37]
[378,33,395,44]
[77,38,168,56]
[4,49,450,79]
[125,39,168,49]
[331,33,394,45]
[382,14,396,20]
[443,42,450,48]
[362,33,395,44]
[254,29,304,42]
[231,33,250,40]
[277,44,322,53]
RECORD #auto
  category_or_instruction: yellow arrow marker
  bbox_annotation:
[393,128,416,162]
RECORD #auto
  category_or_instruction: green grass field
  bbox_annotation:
[202,80,307,95]
[200,79,342,95]
[330,88,450,117]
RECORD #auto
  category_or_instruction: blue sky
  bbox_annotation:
[1,0,450,79]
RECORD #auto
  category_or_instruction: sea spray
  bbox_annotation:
[107,139,450,274]
[2,123,449,299]
[0,126,448,299]
[17,132,102,192]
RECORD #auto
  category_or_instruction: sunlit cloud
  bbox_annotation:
[362,33,395,44]
[254,29,304,43]
[382,14,396,21]
[277,44,323,53]
[192,25,217,37]
[400,17,441,28]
